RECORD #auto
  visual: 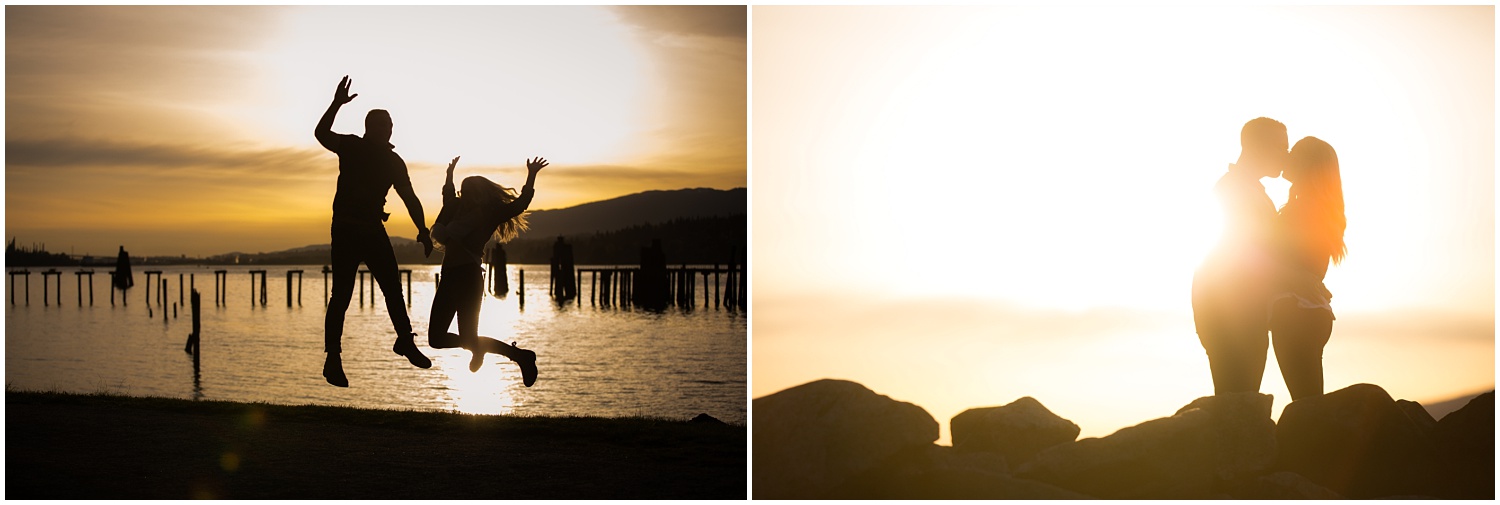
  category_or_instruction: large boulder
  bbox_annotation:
[951,397,1080,466]
[1274,383,1440,498]
[1432,391,1495,499]
[751,379,939,499]
[1232,471,1345,499]
[1016,392,1275,499]
[1395,399,1438,438]
[827,444,1090,499]
[1175,392,1279,479]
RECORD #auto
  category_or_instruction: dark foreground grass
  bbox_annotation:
[5,391,746,499]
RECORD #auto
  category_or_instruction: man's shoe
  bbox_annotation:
[393,334,432,369]
[323,353,349,387]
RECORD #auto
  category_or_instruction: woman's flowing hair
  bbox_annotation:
[460,175,530,244]
[1287,136,1346,264]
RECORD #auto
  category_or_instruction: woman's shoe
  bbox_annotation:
[512,342,537,387]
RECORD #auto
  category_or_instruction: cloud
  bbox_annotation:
[610,6,746,40]
[6,137,332,181]
[6,6,274,102]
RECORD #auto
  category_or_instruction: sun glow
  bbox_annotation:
[252,6,653,167]
[755,5,1492,315]
[438,349,520,416]
[428,281,531,416]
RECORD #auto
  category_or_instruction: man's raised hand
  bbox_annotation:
[334,75,358,105]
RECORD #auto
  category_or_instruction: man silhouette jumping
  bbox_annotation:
[315,75,434,387]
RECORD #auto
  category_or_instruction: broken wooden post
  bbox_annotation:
[184,289,201,383]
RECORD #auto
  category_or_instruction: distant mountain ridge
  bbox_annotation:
[199,187,746,265]
[524,187,746,239]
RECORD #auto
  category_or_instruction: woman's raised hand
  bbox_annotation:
[447,156,460,175]
[526,157,549,173]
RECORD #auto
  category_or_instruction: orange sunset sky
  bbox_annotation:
[6,5,746,258]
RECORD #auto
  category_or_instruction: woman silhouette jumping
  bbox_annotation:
[426,156,545,386]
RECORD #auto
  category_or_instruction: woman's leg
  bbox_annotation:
[448,264,487,371]
[444,264,537,385]
[1271,298,1334,401]
[470,337,537,387]
[427,267,465,350]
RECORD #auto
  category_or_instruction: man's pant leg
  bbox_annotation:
[324,223,364,353]
[362,229,413,338]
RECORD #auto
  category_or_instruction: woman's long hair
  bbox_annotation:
[459,175,529,244]
[1285,136,1346,264]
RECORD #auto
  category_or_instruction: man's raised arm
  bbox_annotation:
[315,75,359,152]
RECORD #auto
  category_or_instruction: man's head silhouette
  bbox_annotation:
[365,109,393,144]
[1236,117,1289,178]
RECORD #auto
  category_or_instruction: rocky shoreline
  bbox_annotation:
[753,379,1493,499]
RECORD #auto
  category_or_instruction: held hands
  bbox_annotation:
[526,157,549,174]
[333,75,358,105]
[416,228,434,258]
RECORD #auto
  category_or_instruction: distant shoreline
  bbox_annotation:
[6,391,746,499]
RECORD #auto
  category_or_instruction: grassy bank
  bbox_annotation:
[5,391,745,499]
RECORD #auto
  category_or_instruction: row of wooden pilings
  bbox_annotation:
[6,268,419,310]
[568,266,747,310]
[7,264,746,312]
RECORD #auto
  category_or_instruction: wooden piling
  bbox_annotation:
[286,270,304,307]
[9,270,26,306]
[143,271,163,306]
[184,289,200,370]
[43,269,62,307]
[76,270,95,306]
[248,270,268,307]
[212,270,227,307]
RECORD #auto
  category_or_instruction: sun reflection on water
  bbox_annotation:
[429,349,519,416]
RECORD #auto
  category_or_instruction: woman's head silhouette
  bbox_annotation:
[1287,136,1346,264]
[458,175,529,243]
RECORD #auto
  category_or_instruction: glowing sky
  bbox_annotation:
[752,5,1494,442]
[6,5,746,257]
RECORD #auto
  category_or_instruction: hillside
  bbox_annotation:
[524,187,746,238]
